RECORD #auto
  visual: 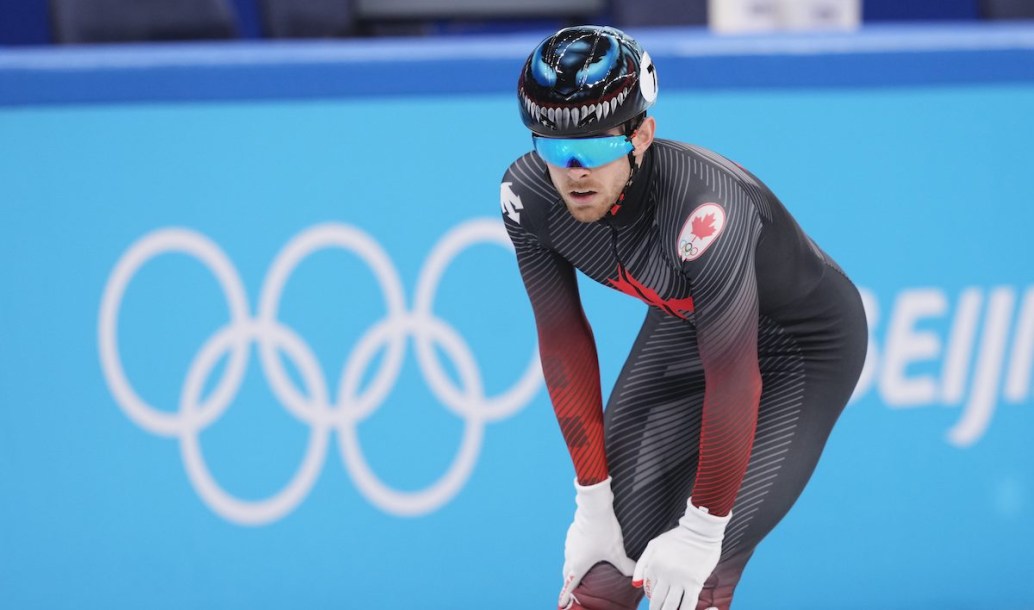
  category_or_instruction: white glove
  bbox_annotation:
[632,498,731,610]
[558,477,636,609]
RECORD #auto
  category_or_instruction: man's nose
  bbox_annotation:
[566,164,591,179]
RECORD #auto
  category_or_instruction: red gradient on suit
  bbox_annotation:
[692,360,761,516]
[537,308,609,485]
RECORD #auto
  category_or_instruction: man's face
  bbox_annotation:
[542,118,655,223]
[546,147,632,223]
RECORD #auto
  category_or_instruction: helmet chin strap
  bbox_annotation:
[608,115,647,216]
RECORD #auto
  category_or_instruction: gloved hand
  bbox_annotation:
[632,498,731,610]
[558,477,636,610]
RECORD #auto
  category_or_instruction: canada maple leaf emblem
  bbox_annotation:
[691,213,717,239]
[678,203,725,262]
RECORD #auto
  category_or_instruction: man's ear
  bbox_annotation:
[633,116,656,156]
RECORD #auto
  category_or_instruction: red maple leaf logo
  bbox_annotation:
[606,265,695,319]
[691,213,717,239]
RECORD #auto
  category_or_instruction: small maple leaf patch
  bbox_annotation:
[691,213,718,240]
[677,203,727,262]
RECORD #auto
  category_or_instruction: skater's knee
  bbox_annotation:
[568,562,642,610]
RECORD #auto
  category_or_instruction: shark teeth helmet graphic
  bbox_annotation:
[518,25,658,137]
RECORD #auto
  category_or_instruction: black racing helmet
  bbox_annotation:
[518,25,658,137]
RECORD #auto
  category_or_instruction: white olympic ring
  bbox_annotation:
[98,220,541,526]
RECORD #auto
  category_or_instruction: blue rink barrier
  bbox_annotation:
[1,24,1033,610]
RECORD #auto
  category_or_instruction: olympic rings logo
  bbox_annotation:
[98,220,541,526]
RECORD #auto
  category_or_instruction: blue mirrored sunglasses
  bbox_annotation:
[532,134,634,169]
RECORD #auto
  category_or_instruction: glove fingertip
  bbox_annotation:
[632,559,645,582]
[558,574,575,608]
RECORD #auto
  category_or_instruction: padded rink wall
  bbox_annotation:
[2,23,1033,610]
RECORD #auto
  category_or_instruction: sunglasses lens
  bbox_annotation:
[533,135,633,169]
